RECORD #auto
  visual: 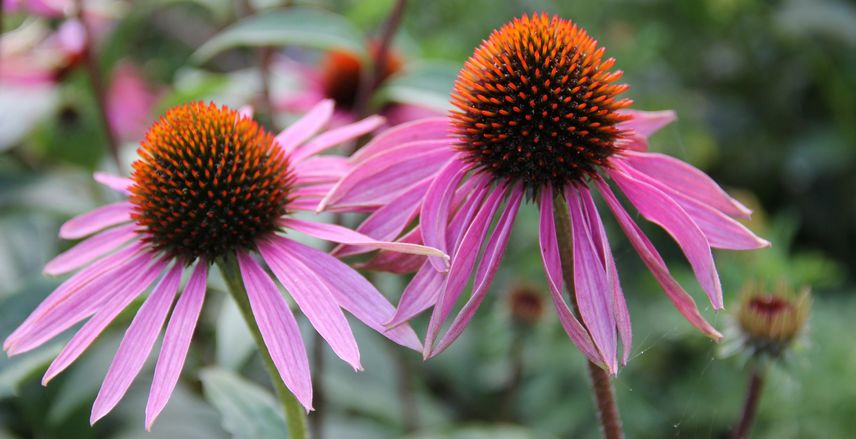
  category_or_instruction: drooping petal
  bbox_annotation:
[578,185,632,365]
[94,172,132,195]
[59,201,133,239]
[236,252,312,410]
[386,262,445,328]
[594,178,721,339]
[424,185,505,357]
[292,115,385,162]
[90,263,183,425]
[609,166,724,309]
[566,187,618,374]
[623,152,752,218]
[617,110,676,137]
[432,185,523,355]
[258,239,361,370]
[267,236,421,351]
[275,99,334,154]
[44,224,137,275]
[145,262,208,430]
[537,188,602,364]
[334,178,431,258]
[281,218,446,259]
[6,246,148,355]
[351,117,450,163]
[421,157,469,272]
[619,162,767,249]
[42,258,168,384]
[318,140,456,210]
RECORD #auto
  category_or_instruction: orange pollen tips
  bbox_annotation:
[451,13,633,190]
[129,102,293,260]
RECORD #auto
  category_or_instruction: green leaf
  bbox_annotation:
[193,8,366,63]
[377,61,459,111]
[215,296,255,371]
[0,343,62,398]
[200,367,288,439]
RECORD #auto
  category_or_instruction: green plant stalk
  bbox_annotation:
[553,192,624,439]
[730,364,765,439]
[218,256,308,439]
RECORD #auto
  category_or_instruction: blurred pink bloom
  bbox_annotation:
[106,61,161,142]
[275,47,440,128]
[321,14,769,374]
[3,100,438,428]
[0,19,84,85]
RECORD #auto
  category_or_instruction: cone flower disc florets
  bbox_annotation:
[130,102,294,260]
[451,13,632,190]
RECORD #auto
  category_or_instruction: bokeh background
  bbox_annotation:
[2,0,855,437]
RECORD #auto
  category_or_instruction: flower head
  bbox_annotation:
[321,13,770,373]
[3,100,442,428]
[276,44,438,128]
[451,14,631,191]
[734,283,810,359]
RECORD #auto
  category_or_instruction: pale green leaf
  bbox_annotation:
[194,8,366,63]
[200,367,288,439]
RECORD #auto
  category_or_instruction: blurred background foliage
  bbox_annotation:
[1,0,855,437]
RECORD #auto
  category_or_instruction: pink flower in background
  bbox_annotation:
[2,100,441,428]
[276,46,440,128]
[0,19,85,85]
[320,14,769,372]
[106,61,161,142]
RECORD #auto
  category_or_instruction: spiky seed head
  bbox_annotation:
[451,13,633,191]
[130,102,293,260]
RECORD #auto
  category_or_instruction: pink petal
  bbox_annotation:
[44,224,137,276]
[357,227,427,274]
[424,186,505,358]
[386,262,445,328]
[7,247,149,356]
[90,263,183,425]
[59,201,133,239]
[578,186,632,365]
[351,117,450,163]
[594,178,721,339]
[566,187,618,374]
[294,156,351,184]
[275,99,334,154]
[620,163,768,250]
[610,166,724,309]
[236,252,312,410]
[238,105,253,119]
[292,115,385,162]
[145,262,208,430]
[281,218,446,258]
[623,152,752,218]
[421,157,469,272]
[431,185,523,356]
[618,110,676,137]
[319,140,456,210]
[334,179,431,258]
[537,188,602,365]
[42,258,168,384]
[258,240,361,370]
[267,236,421,351]
[94,172,131,195]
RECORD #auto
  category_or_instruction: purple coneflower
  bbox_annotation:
[320,13,769,373]
[276,46,440,128]
[3,100,441,428]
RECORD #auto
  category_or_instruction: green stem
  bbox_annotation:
[218,256,309,439]
[553,192,624,439]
